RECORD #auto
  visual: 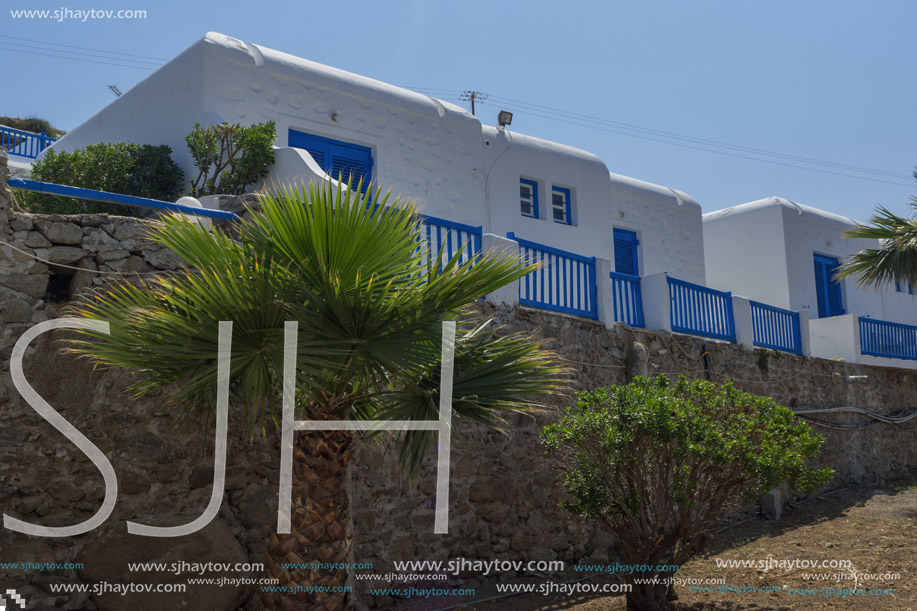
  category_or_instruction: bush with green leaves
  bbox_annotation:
[541,376,833,611]
[0,116,61,138]
[185,121,275,196]
[18,142,184,217]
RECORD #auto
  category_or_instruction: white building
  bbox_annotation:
[703,196,916,325]
[51,32,706,283]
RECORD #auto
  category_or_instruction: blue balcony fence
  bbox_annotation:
[668,276,736,342]
[609,271,644,327]
[750,300,802,355]
[1,126,56,159]
[421,215,482,271]
[508,232,597,319]
[859,317,917,361]
[8,178,240,220]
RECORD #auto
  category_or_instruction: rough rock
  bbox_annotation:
[35,220,83,245]
[76,517,250,611]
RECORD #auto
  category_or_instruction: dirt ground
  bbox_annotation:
[443,482,917,610]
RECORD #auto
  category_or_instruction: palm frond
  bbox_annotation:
[64,177,563,474]
[837,203,917,288]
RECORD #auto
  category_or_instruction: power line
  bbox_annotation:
[478,99,914,188]
[0,34,168,61]
[402,86,911,187]
[484,93,912,181]
[2,35,908,187]
[0,39,162,67]
[0,44,156,70]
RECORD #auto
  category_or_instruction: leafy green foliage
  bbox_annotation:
[542,376,832,610]
[18,143,184,217]
[837,168,917,288]
[0,116,61,138]
[64,179,563,475]
[185,121,275,196]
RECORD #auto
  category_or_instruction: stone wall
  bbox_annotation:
[3,150,917,610]
[348,303,917,607]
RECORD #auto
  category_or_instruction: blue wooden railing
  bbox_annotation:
[508,232,597,319]
[750,300,802,355]
[668,276,735,341]
[609,271,644,327]
[8,178,240,220]
[859,317,917,361]
[421,215,482,270]
[1,126,56,159]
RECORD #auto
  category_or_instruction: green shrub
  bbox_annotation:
[19,142,184,217]
[185,121,275,196]
[541,376,832,611]
[0,116,61,138]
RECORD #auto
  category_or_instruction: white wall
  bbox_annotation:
[483,126,613,257]
[703,201,790,307]
[52,32,488,225]
[483,124,705,283]
[200,34,487,225]
[50,35,207,172]
[704,197,917,326]
[608,173,705,285]
[779,202,884,320]
[53,31,708,288]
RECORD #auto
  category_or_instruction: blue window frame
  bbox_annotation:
[288,129,373,186]
[813,254,845,318]
[551,186,572,225]
[520,178,538,218]
[613,228,639,276]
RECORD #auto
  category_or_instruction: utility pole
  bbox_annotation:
[460,91,488,116]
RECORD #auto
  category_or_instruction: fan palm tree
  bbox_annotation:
[63,179,563,611]
[837,170,917,287]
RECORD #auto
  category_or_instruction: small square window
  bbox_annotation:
[551,186,572,225]
[520,178,538,218]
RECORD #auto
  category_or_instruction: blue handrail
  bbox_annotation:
[8,178,240,221]
[507,232,597,319]
[609,271,644,328]
[750,300,802,355]
[667,276,735,342]
[859,317,917,360]
[0,126,56,159]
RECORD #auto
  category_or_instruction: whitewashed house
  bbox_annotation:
[50,32,706,290]
[703,197,917,366]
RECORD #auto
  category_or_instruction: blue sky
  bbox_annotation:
[4,0,916,220]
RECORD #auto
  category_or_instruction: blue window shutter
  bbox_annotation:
[288,130,329,167]
[814,254,844,317]
[551,186,572,225]
[328,143,373,186]
[288,129,372,186]
[520,178,538,218]
[814,257,827,318]
[613,228,639,276]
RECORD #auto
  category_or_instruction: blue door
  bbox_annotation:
[613,228,639,276]
[288,130,373,187]
[813,254,844,318]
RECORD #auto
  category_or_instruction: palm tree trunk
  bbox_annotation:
[256,426,354,611]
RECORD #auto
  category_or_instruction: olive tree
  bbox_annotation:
[541,376,833,611]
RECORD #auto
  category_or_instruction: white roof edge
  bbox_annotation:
[200,32,477,125]
[608,171,701,209]
[481,125,609,169]
[703,196,859,226]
